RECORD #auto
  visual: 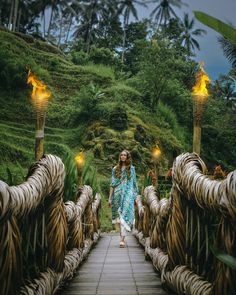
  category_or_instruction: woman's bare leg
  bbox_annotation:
[120,222,126,243]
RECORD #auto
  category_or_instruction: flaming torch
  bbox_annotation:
[192,63,210,155]
[75,151,85,186]
[151,144,161,187]
[27,70,51,161]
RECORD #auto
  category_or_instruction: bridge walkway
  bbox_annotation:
[60,233,170,295]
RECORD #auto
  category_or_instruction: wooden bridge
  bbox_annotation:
[0,153,236,295]
[60,233,169,295]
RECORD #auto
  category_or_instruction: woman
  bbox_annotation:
[108,150,139,247]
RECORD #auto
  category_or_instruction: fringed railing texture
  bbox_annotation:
[134,152,236,295]
[0,154,101,295]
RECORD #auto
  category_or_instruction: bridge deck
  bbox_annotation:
[60,233,169,295]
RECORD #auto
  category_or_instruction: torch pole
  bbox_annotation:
[193,124,201,154]
[35,109,46,161]
[192,97,205,155]
[35,129,44,161]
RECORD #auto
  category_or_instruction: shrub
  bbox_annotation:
[89,46,116,66]
[77,83,105,121]
[105,83,142,103]
[71,50,89,65]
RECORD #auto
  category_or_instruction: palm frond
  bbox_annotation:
[191,38,200,51]
[192,28,206,36]
[194,11,236,45]
[219,36,236,68]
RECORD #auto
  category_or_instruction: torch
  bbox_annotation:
[192,63,210,155]
[151,144,161,187]
[27,70,51,161]
[75,151,85,187]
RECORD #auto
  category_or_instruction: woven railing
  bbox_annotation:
[134,152,236,295]
[0,154,101,295]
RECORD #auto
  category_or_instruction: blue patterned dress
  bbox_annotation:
[110,165,139,232]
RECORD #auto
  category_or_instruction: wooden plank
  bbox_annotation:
[59,233,170,295]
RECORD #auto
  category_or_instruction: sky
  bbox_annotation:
[136,0,236,81]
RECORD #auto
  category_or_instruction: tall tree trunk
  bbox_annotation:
[43,9,46,38]
[47,6,54,39]
[86,0,97,53]
[16,7,21,32]
[8,0,14,30]
[0,2,2,25]
[86,24,92,53]
[121,14,129,63]
[57,8,63,47]
[65,14,73,44]
[12,0,19,31]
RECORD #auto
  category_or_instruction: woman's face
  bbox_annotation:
[120,151,127,163]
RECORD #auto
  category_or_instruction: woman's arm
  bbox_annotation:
[109,186,114,199]
[132,166,139,199]
[108,167,116,207]
[108,187,114,207]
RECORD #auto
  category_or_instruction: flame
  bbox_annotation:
[75,151,85,168]
[192,62,210,98]
[152,145,161,159]
[27,69,51,103]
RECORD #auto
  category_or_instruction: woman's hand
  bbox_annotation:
[108,198,112,208]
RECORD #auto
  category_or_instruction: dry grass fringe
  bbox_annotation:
[134,152,236,295]
[0,155,101,295]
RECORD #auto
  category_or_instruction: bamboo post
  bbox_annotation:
[192,98,205,155]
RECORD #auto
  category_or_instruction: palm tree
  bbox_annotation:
[7,0,20,31]
[64,1,83,44]
[74,0,116,53]
[180,13,206,55]
[47,0,59,38]
[118,0,147,62]
[194,11,236,68]
[213,74,236,110]
[150,0,184,28]
[218,37,236,69]
[96,1,122,49]
[73,1,100,53]
[6,0,32,32]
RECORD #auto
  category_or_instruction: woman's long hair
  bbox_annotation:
[115,150,132,179]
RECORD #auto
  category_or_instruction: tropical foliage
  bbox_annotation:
[0,2,236,231]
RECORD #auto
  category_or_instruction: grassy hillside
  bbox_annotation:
[0,29,188,230]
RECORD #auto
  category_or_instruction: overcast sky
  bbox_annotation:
[136,0,236,81]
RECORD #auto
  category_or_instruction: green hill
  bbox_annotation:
[1,27,236,229]
[0,29,192,230]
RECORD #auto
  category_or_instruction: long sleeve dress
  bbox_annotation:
[110,165,139,232]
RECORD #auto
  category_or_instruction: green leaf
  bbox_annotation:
[194,11,236,45]
[211,245,236,270]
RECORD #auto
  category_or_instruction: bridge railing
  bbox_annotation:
[134,153,236,295]
[0,154,101,295]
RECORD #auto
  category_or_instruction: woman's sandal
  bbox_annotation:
[119,241,125,248]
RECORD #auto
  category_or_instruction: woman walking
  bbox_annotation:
[108,150,139,247]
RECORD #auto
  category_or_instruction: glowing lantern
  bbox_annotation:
[152,145,161,160]
[75,151,85,169]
